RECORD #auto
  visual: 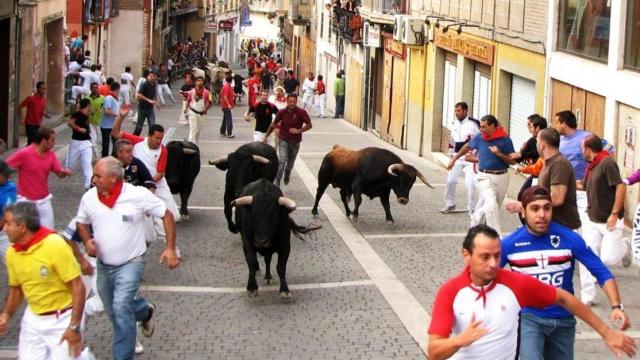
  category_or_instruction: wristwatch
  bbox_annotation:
[611,304,625,311]
[68,324,81,333]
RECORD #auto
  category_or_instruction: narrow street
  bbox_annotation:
[0,67,638,359]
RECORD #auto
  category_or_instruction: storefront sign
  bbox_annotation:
[384,37,405,59]
[434,30,494,66]
[219,19,235,31]
[204,21,217,33]
[364,23,380,48]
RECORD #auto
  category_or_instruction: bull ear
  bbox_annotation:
[415,169,435,189]
[183,148,197,155]
[252,155,270,164]
[209,155,229,170]
[231,196,253,207]
[387,163,404,176]
[278,197,297,211]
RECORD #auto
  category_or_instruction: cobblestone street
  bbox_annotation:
[0,79,638,359]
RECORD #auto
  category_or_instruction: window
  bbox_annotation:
[625,0,640,69]
[557,0,611,62]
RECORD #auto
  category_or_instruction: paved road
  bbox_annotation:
[0,73,638,359]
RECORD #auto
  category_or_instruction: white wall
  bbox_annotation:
[107,10,144,81]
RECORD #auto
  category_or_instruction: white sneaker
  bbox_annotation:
[135,341,144,354]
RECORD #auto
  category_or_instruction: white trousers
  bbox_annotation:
[17,194,54,229]
[302,92,314,110]
[470,172,509,234]
[19,307,92,360]
[0,232,8,267]
[188,111,204,144]
[631,203,640,263]
[156,84,175,104]
[155,185,180,220]
[80,256,103,317]
[71,86,90,100]
[576,190,590,236]
[315,94,327,117]
[88,124,101,159]
[253,131,266,142]
[119,86,131,105]
[66,140,93,189]
[579,218,626,303]
[444,159,478,211]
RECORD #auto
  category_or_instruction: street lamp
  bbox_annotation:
[443,22,480,35]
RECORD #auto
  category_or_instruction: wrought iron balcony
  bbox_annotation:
[360,0,406,14]
[331,7,363,43]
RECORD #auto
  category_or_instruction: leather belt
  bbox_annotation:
[189,107,206,116]
[38,305,72,316]
[479,169,508,175]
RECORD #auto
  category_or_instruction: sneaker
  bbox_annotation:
[440,205,456,214]
[135,341,144,354]
[226,134,235,138]
[622,237,632,268]
[141,303,156,337]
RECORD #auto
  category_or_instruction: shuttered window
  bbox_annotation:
[442,54,457,130]
[509,75,536,151]
[472,64,491,119]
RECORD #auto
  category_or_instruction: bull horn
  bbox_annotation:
[416,169,435,189]
[387,163,404,176]
[252,155,270,164]
[183,148,197,155]
[231,196,253,207]
[208,155,228,165]
[278,197,297,210]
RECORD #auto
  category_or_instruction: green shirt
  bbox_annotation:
[85,94,105,126]
[334,78,345,96]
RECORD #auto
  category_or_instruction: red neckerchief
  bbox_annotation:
[465,267,497,308]
[98,180,124,208]
[12,227,56,252]
[584,150,609,182]
[481,126,508,141]
[195,88,205,98]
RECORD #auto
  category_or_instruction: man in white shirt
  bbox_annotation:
[442,102,480,214]
[70,65,101,104]
[119,66,135,105]
[76,156,179,359]
[301,72,316,111]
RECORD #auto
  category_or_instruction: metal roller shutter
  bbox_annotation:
[442,58,457,130]
[472,68,491,119]
[509,75,536,151]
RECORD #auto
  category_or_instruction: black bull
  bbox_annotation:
[233,179,320,298]
[312,146,434,222]
[165,141,201,219]
[209,142,278,233]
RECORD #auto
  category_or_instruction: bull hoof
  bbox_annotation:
[279,291,292,299]
[247,290,259,297]
[265,277,272,285]
[181,214,190,221]
[386,219,395,224]
[228,224,239,234]
[350,214,358,222]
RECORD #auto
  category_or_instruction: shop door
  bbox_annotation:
[388,58,405,147]
[551,79,605,136]
[45,18,64,115]
[372,50,384,132]
[380,51,393,140]
[509,75,536,151]
[440,54,457,152]
[472,63,491,119]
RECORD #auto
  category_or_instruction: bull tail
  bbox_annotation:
[288,216,322,241]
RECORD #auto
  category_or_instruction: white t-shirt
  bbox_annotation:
[133,139,169,190]
[120,72,134,89]
[302,79,316,95]
[76,183,167,266]
[136,78,146,93]
[450,117,480,156]
[167,59,174,70]
[79,70,101,90]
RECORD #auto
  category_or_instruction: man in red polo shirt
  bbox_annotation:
[264,93,312,187]
[19,81,50,145]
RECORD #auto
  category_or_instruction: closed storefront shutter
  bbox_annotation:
[442,55,457,130]
[472,64,491,119]
[509,75,536,151]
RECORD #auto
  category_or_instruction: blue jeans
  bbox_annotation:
[97,256,151,360]
[220,108,233,135]
[335,95,345,117]
[276,139,300,187]
[519,312,576,360]
[135,107,156,136]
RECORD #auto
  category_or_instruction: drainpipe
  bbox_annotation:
[13,0,22,148]
[361,44,370,131]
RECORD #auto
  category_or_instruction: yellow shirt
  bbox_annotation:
[6,234,81,314]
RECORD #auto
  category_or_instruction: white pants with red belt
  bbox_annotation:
[19,306,93,359]
[17,194,54,229]
[315,93,326,117]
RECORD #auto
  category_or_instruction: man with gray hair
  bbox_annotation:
[0,202,88,359]
[75,157,180,359]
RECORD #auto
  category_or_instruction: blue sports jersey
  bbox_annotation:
[501,222,613,318]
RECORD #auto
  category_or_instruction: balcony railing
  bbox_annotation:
[332,7,363,43]
[360,0,406,14]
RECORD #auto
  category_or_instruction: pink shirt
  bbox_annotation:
[6,144,63,200]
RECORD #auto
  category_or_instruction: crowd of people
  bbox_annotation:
[434,103,639,358]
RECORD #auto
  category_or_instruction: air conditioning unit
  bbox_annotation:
[393,15,409,41]
[401,17,424,45]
